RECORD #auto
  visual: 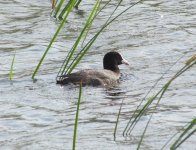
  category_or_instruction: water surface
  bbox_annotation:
[0,0,196,149]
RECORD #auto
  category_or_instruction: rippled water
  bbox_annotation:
[0,0,196,149]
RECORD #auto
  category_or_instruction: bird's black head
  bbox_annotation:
[103,51,129,72]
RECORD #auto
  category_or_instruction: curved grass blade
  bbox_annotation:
[136,114,153,150]
[65,0,124,74]
[81,1,101,47]
[57,0,101,80]
[56,0,112,81]
[72,81,82,150]
[53,0,65,18]
[58,0,76,20]
[170,118,196,150]
[161,132,179,150]
[114,99,124,141]
[136,84,172,149]
[123,54,196,136]
[123,55,195,148]
[127,62,195,135]
[63,0,112,75]
[66,0,146,75]
[75,0,82,9]
[66,36,97,75]
[58,0,140,80]
[9,50,16,80]
[32,0,76,79]
[123,55,185,136]
[52,0,57,9]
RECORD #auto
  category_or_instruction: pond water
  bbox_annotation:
[0,0,196,149]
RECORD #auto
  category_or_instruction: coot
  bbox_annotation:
[57,51,129,87]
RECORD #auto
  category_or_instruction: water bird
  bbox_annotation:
[57,51,129,87]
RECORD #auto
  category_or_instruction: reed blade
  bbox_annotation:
[170,118,196,150]
[75,0,82,9]
[32,0,76,79]
[114,100,124,141]
[65,0,124,75]
[9,50,16,80]
[72,81,82,150]
[123,54,196,137]
[58,0,76,20]
[58,0,146,79]
[81,1,101,47]
[56,0,101,80]
[123,55,185,136]
[53,0,65,18]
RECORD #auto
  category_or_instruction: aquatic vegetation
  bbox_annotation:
[9,49,16,80]
[113,99,123,141]
[161,118,196,150]
[29,0,196,149]
[73,81,82,150]
[52,0,82,18]
[170,118,196,150]
[32,0,145,79]
[75,0,82,9]
[56,0,148,81]
[32,0,76,79]
[56,0,101,81]
[122,54,196,149]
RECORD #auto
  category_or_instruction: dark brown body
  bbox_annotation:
[57,69,120,87]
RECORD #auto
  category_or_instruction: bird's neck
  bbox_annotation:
[104,65,120,73]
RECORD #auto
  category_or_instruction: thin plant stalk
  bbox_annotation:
[58,0,76,20]
[137,85,171,150]
[65,0,124,75]
[113,99,124,141]
[161,118,196,150]
[123,55,185,136]
[34,0,143,79]
[161,132,179,150]
[122,55,195,149]
[53,0,65,18]
[32,0,76,79]
[57,0,100,79]
[9,50,16,80]
[56,0,110,80]
[72,81,82,150]
[60,0,113,75]
[75,0,82,9]
[81,1,101,47]
[137,114,153,150]
[124,56,196,136]
[52,0,57,9]
[170,118,196,150]
[65,0,145,75]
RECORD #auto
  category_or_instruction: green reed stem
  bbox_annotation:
[54,0,65,18]
[123,55,185,137]
[75,0,82,9]
[66,0,124,75]
[57,0,100,78]
[123,55,196,149]
[170,118,196,150]
[72,81,82,150]
[9,50,16,80]
[81,1,101,47]
[124,55,196,137]
[32,0,76,79]
[114,99,123,141]
[58,0,76,20]
[66,0,147,74]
